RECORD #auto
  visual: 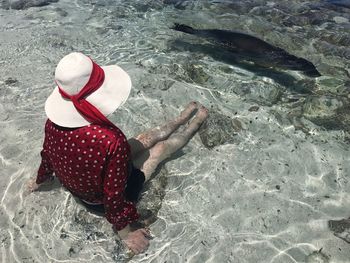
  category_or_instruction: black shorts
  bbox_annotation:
[125,164,146,202]
[78,164,145,214]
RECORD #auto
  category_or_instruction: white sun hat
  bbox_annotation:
[45,52,131,128]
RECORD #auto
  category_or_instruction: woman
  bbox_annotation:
[27,52,208,255]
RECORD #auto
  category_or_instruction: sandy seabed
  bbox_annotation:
[0,0,350,262]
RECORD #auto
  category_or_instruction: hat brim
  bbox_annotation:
[45,65,131,128]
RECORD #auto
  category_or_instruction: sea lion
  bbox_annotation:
[162,0,189,9]
[1,0,58,9]
[172,23,321,77]
[326,0,350,8]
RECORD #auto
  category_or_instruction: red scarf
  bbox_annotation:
[57,59,117,128]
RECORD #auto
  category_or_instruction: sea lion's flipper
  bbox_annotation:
[172,23,196,34]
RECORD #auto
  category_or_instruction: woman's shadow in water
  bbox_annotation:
[37,178,62,192]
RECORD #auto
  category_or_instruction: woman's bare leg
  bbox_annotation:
[128,101,198,158]
[134,106,209,181]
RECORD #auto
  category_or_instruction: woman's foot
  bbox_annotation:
[176,101,199,124]
[137,105,209,180]
[129,102,204,159]
[195,105,209,123]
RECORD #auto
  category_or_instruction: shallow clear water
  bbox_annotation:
[0,0,350,262]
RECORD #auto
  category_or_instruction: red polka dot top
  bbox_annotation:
[36,119,139,230]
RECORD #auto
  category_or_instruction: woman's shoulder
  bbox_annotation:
[45,121,128,142]
[87,124,127,140]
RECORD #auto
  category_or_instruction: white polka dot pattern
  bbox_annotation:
[36,119,139,230]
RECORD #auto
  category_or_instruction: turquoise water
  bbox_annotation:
[0,0,350,262]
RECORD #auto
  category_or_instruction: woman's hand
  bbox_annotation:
[26,178,41,192]
[122,228,151,255]
[26,176,54,193]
